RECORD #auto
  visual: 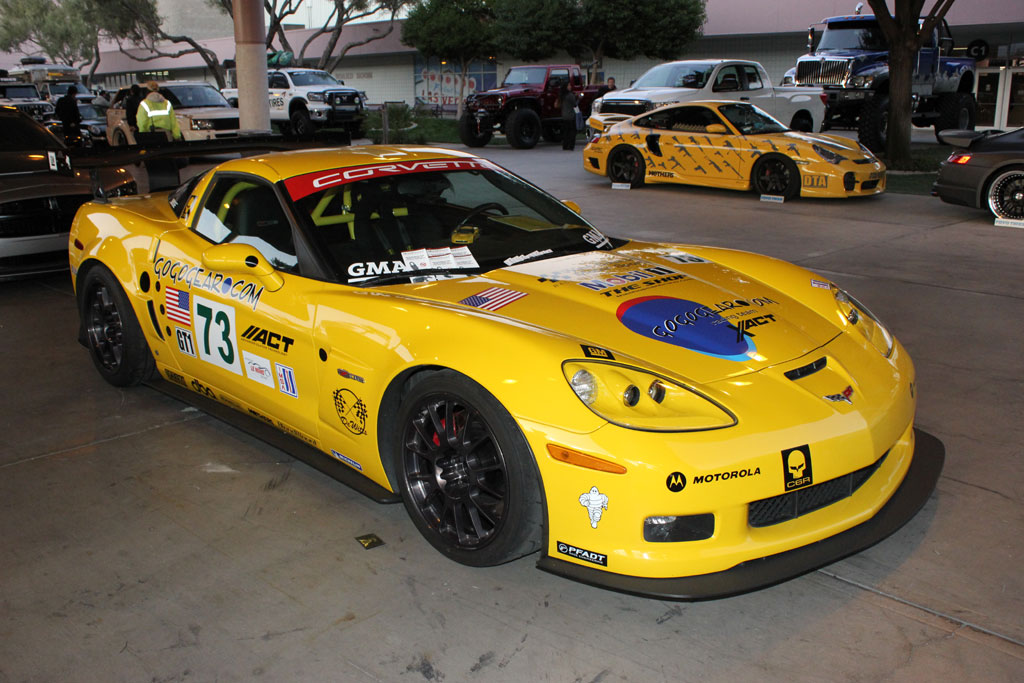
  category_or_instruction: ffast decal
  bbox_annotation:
[153,256,265,311]
[164,369,188,387]
[666,472,686,492]
[557,541,608,567]
[190,378,215,399]
[333,388,368,435]
[811,278,831,289]
[192,295,242,375]
[824,386,854,404]
[580,344,615,360]
[165,286,191,325]
[330,448,363,471]
[616,296,756,361]
[337,368,365,383]
[174,327,196,357]
[276,363,298,398]
[458,287,527,311]
[782,445,813,490]
[242,350,275,388]
[578,486,609,529]
[802,175,828,188]
[240,324,294,354]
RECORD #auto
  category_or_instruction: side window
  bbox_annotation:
[742,66,764,91]
[549,68,569,87]
[193,177,299,272]
[713,66,741,92]
[662,107,725,133]
[571,69,583,87]
[270,73,289,89]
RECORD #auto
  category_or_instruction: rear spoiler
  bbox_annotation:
[936,128,1004,149]
[587,113,634,133]
[71,131,353,199]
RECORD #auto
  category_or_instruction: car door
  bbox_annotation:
[710,64,746,103]
[155,171,320,443]
[641,105,748,187]
[268,71,289,114]
[740,64,776,114]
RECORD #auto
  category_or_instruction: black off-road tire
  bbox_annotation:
[506,108,541,149]
[458,113,492,147]
[290,108,315,139]
[751,154,801,200]
[542,122,562,143]
[934,92,976,142]
[607,145,646,188]
[858,95,889,154]
[395,369,543,566]
[79,265,155,387]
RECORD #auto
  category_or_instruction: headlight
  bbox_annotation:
[850,74,875,88]
[308,92,325,102]
[89,125,103,135]
[592,99,602,113]
[190,119,215,130]
[832,285,894,357]
[858,142,876,158]
[562,361,736,431]
[812,143,847,164]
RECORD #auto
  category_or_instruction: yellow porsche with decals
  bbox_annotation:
[68,145,939,599]
[585,101,886,200]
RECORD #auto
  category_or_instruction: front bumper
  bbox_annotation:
[308,103,365,125]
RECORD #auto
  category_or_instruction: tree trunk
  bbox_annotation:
[456,57,469,120]
[885,37,917,168]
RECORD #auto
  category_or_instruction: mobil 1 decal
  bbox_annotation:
[616,295,760,361]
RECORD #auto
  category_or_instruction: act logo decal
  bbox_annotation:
[557,541,608,566]
[616,296,756,360]
[666,472,686,492]
[782,445,813,490]
[578,486,609,528]
[240,325,294,353]
[333,388,367,435]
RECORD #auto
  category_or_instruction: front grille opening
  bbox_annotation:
[644,513,715,542]
[748,451,889,528]
[843,172,856,191]
[862,180,879,190]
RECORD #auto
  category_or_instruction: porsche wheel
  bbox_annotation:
[396,370,542,566]
[80,265,155,387]
[986,166,1024,220]
[752,154,800,200]
[607,146,645,188]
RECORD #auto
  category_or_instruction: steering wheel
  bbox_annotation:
[457,202,509,228]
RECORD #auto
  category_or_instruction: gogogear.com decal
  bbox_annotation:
[615,296,756,360]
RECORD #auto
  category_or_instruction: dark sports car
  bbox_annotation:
[933,127,1024,220]
[0,107,135,280]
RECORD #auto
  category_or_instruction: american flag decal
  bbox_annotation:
[458,287,527,311]
[165,287,191,325]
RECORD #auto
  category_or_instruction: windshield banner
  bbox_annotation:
[284,158,494,200]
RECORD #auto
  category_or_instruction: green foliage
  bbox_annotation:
[401,0,496,63]
[0,0,98,65]
[492,0,575,62]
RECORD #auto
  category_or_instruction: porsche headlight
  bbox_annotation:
[812,143,848,164]
[308,92,325,102]
[832,285,894,357]
[591,98,602,113]
[562,361,736,432]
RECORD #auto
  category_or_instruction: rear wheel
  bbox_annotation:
[395,370,542,566]
[935,92,976,142]
[458,113,492,147]
[79,265,155,387]
[112,128,128,146]
[751,154,800,200]
[506,108,541,149]
[858,95,888,154]
[607,146,645,188]
[986,166,1024,220]
[789,111,814,132]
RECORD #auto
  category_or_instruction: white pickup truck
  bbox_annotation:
[222,68,366,137]
[592,59,826,132]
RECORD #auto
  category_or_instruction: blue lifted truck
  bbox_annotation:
[783,11,976,152]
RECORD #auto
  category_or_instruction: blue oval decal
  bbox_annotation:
[615,296,755,360]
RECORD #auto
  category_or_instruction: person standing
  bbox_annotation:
[55,85,82,146]
[606,76,617,90]
[560,80,578,151]
[124,84,143,130]
[137,81,182,140]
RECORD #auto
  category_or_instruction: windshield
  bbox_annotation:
[78,103,103,118]
[48,82,74,96]
[163,84,231,108]
[633,62,714,89]
[289,70,340,86]
[818,20,888,51]
[284,160,618,284]
[502,67,548,86]
[0,84,42,99]
[718,103,788,135]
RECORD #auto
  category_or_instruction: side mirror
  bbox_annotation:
[562,200,582,214]
[202,243,284,292]
[705,123,728,135]
[807,26,816,53]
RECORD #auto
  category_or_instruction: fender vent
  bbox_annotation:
[784,356,826,381]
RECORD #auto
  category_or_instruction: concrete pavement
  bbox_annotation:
[1,142,1021,682]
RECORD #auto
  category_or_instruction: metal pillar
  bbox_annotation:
[233,0,271,132]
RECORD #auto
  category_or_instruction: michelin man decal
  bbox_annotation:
[579,486,609,528]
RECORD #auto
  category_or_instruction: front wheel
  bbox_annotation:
[935,92,976,142]
[79,265,155,387]
[290,108,314,139]
[607,146,645,188]
[395,370,542,566]
[986,166,1024,220]
[751,154,800,200]
[505,108,541,149]
[458,113,492,147]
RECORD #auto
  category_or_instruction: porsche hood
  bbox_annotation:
[406,245,842,384]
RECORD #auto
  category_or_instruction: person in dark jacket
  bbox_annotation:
[559,80,578,151]
[55,86,82,146]
[124,83,143,129]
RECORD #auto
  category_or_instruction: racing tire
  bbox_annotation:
[457,113,492,147]
[290,108,315,140]
[934,92,976,142]
[79,265,155,387]
[112,128,128,147]
[789,112,814,132]
[607,146,646,188]
[506,108,541,149]
[985,165,1024,220]
[751,154,800,200]
[857,95,889,154]
[395,369,543,566]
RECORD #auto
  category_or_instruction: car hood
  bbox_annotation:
[394,245,841,384]
[176,106,238,118]
[602,86,703,103]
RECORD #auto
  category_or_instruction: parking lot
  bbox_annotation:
[1,142,1022,681]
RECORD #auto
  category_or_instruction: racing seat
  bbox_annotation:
[352,182,412,257]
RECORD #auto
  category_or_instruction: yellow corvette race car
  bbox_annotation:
[585,101,886,200]
[69,145,940,599]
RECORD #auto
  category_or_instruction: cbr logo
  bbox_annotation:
[824,386,854,404]
[666,472,686,492]
[782,445,813,490]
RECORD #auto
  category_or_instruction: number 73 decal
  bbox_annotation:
[193,294,242,374]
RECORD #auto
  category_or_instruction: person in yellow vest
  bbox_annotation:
[136,81,182,140]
